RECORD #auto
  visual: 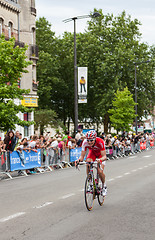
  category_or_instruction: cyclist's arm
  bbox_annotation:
[78,150,86,162]
[99,150,107,161]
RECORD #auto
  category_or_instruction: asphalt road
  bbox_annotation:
[0,148,155,240]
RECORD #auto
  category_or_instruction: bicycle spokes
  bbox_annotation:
[97,178,105,206]
[84,175,94,211]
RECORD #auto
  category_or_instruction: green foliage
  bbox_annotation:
[36,18,74,125]
[0,36,34,131]
[34,109,60,134]
[36,18,61,109]
[36,10,155,132]
[108,87,136,132]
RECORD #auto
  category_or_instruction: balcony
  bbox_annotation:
[5,36,25,48]
[31,7,37,16]
[14,40,25,48]
[8,0,18,3]
[32,80,39,91]
[30,45,39,60]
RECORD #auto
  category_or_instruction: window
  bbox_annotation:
[32,27,35,45]
[24,112,31,137]
[8,22,13,38]
[0,18,3,35]
[24,126,29,137]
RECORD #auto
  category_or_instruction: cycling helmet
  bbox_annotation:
[86,130,97,139]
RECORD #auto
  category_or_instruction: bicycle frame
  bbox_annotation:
[87,162,100,196]
[76,160,105,211]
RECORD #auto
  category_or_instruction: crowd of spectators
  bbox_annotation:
[0,129,154,169]
[0,129,154,154]
[101,131,154,158]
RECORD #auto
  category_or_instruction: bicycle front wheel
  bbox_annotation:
[84,175,95,211]
[97,177,105,206]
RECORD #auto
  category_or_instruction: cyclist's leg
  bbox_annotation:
[86,150,96,175]
[97,161,106,185]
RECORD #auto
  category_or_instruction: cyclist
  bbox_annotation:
[76,130,107,196]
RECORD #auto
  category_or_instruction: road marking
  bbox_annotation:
[129,156,137,159]
[33,202,53,209]
[144,165,148,168]
[143,155,152,158]
[115,176,123,179]
[0,212,26,223]
[124,172,131,175]
[131,169,138,172]
[138,167,143,170]
[60,193,75,199]
[107,178,114,182]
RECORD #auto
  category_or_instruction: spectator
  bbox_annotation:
[100,132,105,140]
[14,133,22,151]
[12,131,20,151]
[0,140,5,154]
[4,130,16,152]
[76,135,85,147]
[75,129,83,145]
[39,135,46,147]
[57,138,66,161]
[68,138,76,149]
[29,135,37,150]
[62,131,72,147]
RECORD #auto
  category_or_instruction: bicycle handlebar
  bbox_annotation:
[75,159,102,170]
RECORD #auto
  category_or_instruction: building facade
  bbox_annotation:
[0,0,38,138]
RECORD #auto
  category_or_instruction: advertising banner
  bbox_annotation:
[82,129,94,136]
[150,140,154,147]
[140,142,146,150]
[69,147,86,162]
[21,97,38,107]
[10,149,41,171]
[78,67,87,103]
[0,152,7,172]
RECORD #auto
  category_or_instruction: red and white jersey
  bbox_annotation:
[82,137,105,155]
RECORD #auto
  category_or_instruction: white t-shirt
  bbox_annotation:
[51,140,58,148]
[29,141,36,149]
[75,132,81,141]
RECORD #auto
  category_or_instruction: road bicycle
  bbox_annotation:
[76,160,105,211]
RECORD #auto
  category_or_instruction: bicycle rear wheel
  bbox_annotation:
[97,177,105,206]
[84,175,95,211]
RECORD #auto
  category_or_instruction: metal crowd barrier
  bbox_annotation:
[41,147,72,171]
[0,151,13,179]
[0,138,154,179]
[105,138,154,160]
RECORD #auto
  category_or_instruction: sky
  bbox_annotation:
[35,0,155,46]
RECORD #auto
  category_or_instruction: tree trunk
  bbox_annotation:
[96,121,99,135]
[104,113,109,134]
[40,125,44,135]
[67,117,70,131]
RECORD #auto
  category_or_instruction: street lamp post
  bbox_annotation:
[134,60,150,134]
[63,12,101,133]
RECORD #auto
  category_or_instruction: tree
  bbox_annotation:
[77,10,155,132]
[34,109,59,135]
[36,17,61,109]
[0,36,34,131]
[108,87,136,132]
[36,19,75,129]
[36,12,155,132]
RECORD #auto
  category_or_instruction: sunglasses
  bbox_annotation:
[87,139,95,142]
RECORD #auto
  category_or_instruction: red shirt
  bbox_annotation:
[82,137,105,156]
